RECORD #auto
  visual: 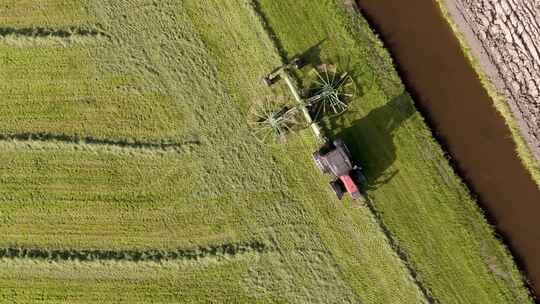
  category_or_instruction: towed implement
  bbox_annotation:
[258,57,366,200]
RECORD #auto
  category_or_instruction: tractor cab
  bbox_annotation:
[313,139,365,200]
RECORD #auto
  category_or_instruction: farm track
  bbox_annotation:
[0,132,200,153]
[0,240,270,263]
[0,26,110,39]
[363,198,435,303]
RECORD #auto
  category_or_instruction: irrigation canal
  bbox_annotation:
[355,0,540,296]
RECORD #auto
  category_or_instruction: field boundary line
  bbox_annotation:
[248,0,288,62]
[0,240,271,263]
[0,133,201,153]
[363,197,435,303]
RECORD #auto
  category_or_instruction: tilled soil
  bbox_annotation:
[444,0,540,162]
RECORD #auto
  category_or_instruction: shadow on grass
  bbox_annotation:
[291,39,326,68]
[287,43,413,190]
[324,92,415,190]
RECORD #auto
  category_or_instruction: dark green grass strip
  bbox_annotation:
[0,133,200,152]
[0,26,109,38]
[0,240,270,262]
[363,195,436,303]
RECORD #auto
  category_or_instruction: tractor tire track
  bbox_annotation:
[0,133,201,153]
[0,240,270,263]
[363,196,435,303]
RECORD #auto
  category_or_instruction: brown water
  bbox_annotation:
[355,0,540,296]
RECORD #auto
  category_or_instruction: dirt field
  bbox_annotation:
[442,0,540,163]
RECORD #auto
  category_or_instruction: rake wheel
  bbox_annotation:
[248,97,299,144]
[306,65,354,121]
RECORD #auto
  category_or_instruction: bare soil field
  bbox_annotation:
[443,0,540,162]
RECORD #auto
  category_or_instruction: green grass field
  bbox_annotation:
[0,1,93,27]
[0,0,532,303]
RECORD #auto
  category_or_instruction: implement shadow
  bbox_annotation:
[292,39,326,68]
[323,92,415,190]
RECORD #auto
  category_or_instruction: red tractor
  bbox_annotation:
[313,138,366,200]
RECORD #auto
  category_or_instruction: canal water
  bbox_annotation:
[355,0,540,296]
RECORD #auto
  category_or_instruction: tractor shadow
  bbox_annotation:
[324,92,415,191]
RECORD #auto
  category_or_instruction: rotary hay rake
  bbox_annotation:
[250,58,354,143]
[253,58,365,201]
[306,65,354,121]
[248,97,299,144]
